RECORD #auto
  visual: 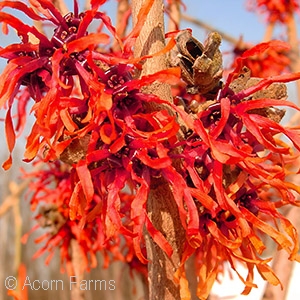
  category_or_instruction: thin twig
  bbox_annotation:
[70,239,85,300]
[112,0,130,52]
[0,163,43,273]
[263,21,275,42]
[286,11,300,105]
[167,0,181,32]
[0,173,39,217]
[53,0,69,16]
[84,0,90,11]
[181,13,242,46]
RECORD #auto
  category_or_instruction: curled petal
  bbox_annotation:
[76,160,94,204]
[2,108,15,170]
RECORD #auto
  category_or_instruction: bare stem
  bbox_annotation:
[132,0,185,299]
[167,0,181,32]
[0,164,42,272]
[70,239,85,300]
[181,13,242,46]
[112,0,130,52]
[286,12,300,105]
[262,21,275,42]
[53,0,69,16]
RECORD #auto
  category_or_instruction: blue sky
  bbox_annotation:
[1,0,297,65]
[53,0,296,47]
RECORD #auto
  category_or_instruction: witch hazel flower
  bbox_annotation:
[0,0,180,267]
[21,158,147,274]
[0,0,118,168]
[168,38,300,297]
[247,0,300,23]
[2,1,300,299]
[0,0,174,167]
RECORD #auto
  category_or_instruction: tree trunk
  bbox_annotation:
[132,1,186,299]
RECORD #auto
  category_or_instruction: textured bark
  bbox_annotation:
[145,180,186,300]
[132,0,173,106]
[132,1,186,299]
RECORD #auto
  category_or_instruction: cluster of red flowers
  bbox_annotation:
[232,40,291,78]
[21,159,147,277]
[1,0,300,299]
[247,0,299,23]
[0,0,179,275]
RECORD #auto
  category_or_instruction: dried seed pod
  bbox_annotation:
[172,30,223,95]
[229,66,287,123]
